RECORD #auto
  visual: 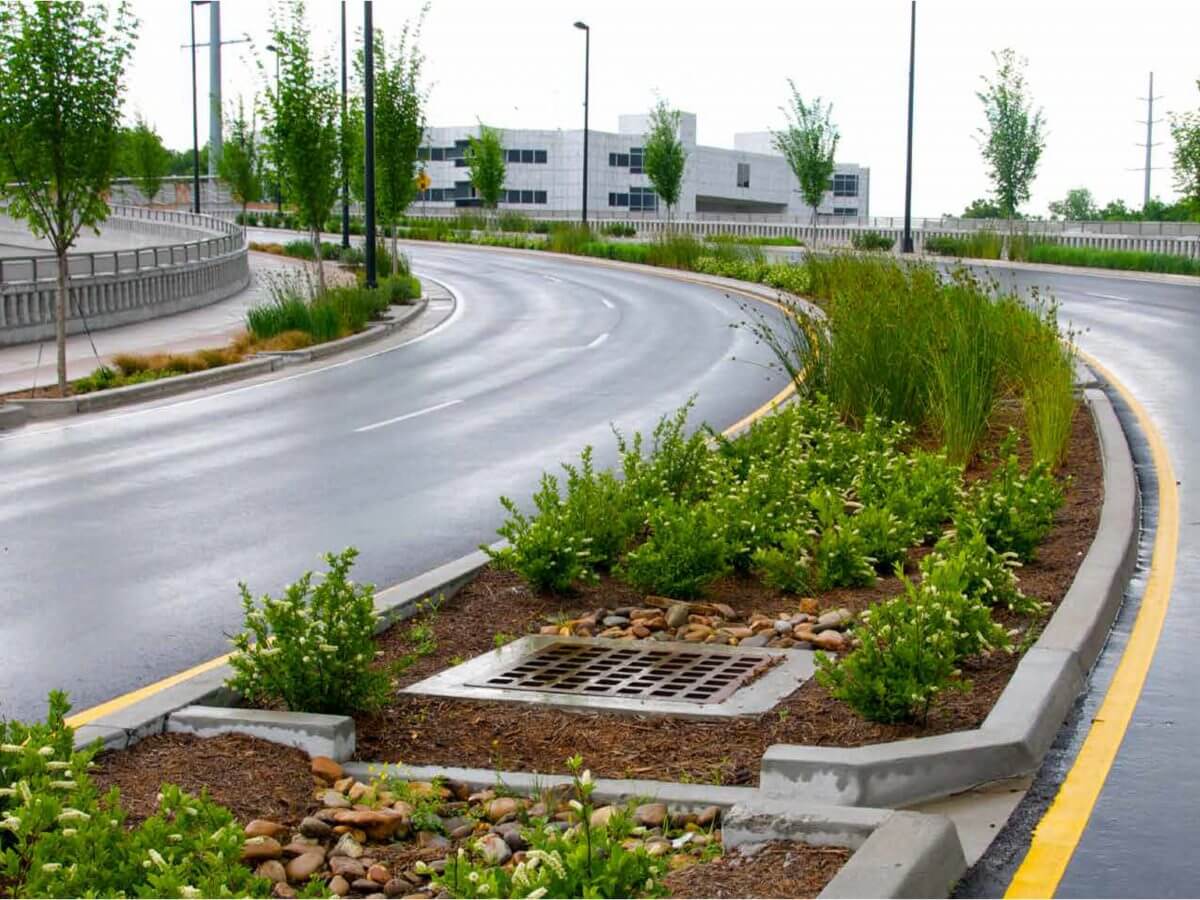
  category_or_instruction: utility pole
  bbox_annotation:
[208,1,222,177]
[1137,72,1163,208]
[364,1,377,289]
[574,21,590,225]
[902,1,916,253]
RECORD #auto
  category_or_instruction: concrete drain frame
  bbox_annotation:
[403,635,815,719]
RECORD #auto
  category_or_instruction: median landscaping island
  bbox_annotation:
[3,255,1101,898]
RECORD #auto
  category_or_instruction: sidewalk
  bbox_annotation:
[0,252,299,396]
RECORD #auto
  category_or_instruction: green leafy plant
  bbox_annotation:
[751,529,815,594]
[809,489,875,590]
[226,547,389,713]
[923,531,1042,616]
[852,506,909,570]
[560,447,639,569]
[617,500,729,599]
[850,230,895,251]
[642,98,687,228]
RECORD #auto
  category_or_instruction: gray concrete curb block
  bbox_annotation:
[759,385,1139,807]
[819,810,967,899]
[167,705,355,761]
[0,402,28,430]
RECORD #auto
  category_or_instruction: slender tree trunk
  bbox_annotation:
[391,224,399,276]
[55,249,68,396]
[312,226,327,293]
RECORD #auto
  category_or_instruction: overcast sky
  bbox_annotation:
[121,0,1199,218]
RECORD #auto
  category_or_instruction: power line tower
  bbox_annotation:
[1136,71,1164,207]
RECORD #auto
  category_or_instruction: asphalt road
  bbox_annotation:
[962,265,1200,898]
[0,244,787,722]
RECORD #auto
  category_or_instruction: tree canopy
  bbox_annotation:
[643,98,687,225]
[976,49,1045,218]
[772,80,839,222]
[122,114,171,203]
[1170,80,1200,208]
[466,124,505,210]
[218,96,262,217]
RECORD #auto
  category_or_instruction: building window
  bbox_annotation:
[417,146,431,161]
[608,192,630,207]
[629,148,643,174]
[832,173,858,197]
[629,186,657,211]
[431,147,444,161]
[534,190,547,204]
[610,152,630,168]
[519,189,532,203]
[737,162,750,188]
[506,149,520,163]
[833,207,859,217]
[534,150,547,164]
[519,149,533,163]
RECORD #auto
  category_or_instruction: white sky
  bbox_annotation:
[121,0,1200,218]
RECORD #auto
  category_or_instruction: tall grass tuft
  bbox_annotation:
[547,223,594,255]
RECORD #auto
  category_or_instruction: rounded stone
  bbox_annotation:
[242,836,283,862]
[285,851,326,883]
[300,816,333,840]
[329,875,350,897]
[256,860,288,884]
[311,756,344,783]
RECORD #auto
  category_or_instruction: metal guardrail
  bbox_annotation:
[0,205,244,285]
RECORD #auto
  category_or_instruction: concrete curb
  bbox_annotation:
[758,385,1139,807]
[819,810,967,899]
[167,705,355,761]
[1,294,435,429]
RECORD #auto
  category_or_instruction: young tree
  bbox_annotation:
[1170,80,1200,209]
[372,14,426,273]
[123,114,171,204]
[265,1,339,291]
[0,1,137,395]
[219,96,262,221]
[772,80,839,224]
[642,98,687,227]
[976,49,1046,219]
[1048,187,1097,221]
[960,197,1003,218]
[466,123,506,213]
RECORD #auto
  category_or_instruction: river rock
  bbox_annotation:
[285,851,326,883]
[299,816,333,840]
[330,856,366,880]
[329,875,350,897]
[478,833,512,865]
[242,837,283,862]
[246,820,287,839]
[311,756,344,783]
[589,805,617,828]
[811,630,846,651]
[417,831,451,851]
[646,839,671,857]
[634,802,668,829]
[485,796,520,822]
[384,879,413,897]
[740,632,771,648]
[256,860,288,884]
[815,608,852,631]
[696,805,721,828]
[368,864,390,884]
[602,615,629,627]
[321,790,351,809]
[330,833,364,859]
[272,883,298,899]
[666,603,691,629]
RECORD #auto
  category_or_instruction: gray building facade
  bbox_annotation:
[415,113,869,219]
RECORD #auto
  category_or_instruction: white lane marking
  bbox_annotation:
[0,275,465,443]
[601,297,615,309]
[354,399,462,433]
[585,332,610,349]
[1082,291,1129,302]
[543,274,563,283]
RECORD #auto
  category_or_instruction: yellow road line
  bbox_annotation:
[62,271,799,729]
[1006,350,1179,898]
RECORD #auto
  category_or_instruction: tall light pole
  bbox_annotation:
[364,1,377,289]
[902,0,916,253]
[341,2,351,248]
[208,1,222,176]
[574,21,590,225]
[189,1,211,214]
[266,44,282,213]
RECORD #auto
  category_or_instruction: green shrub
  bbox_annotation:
[617,500,730,599]
[453,212,488,231]
[923,531,1041,615]
[923,231,1002,259]
[0,693,273,899]
[917,555,1013,658]
[644,233,707,270]
[547,223,595,255]
[487,474,600,594]
[560,447,639,569]
[850,230,895,251]
[815,576,964,723]
[601,222,636,238]
[752,529,815,594]
[809,489,876,590]
[852,506,909,570]
[615,401,713,509]
[227,547,390,713]
[497,211,533,233]
[379,273,421,304]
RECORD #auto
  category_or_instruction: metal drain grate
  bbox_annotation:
[466,641,776,705]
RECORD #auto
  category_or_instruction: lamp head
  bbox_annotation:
[573,21,588,30]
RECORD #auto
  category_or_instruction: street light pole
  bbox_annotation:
[574,21,590,226]
[189,1,211,214]
[341,1,350,248]
[266,45,282,213]
[364,1,377,289]
[902,0,916,254]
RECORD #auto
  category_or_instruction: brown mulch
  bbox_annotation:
[665,842,851,899]
[91,732,317,826]
[353,402,1102,785]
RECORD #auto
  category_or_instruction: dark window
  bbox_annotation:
[521,189,534,203]
[521,149,534,163]
[417,146,431,161]
[534,150,547,164]
[629,186,657,211]
[833,207,858,217]
[737,162,750,188]
[454,158,467,167]
[431,147,444,161]
[609,153,618,166]
[507,149,521,163]
[617,153,630,168]
[629,147,643,173]
[833,173,858,197]
[535,190,547,204]
[506,190,519,203]
[446,145,464,159]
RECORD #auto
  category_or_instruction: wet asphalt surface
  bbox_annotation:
[958,266,1199,897]
[0,244,787,722]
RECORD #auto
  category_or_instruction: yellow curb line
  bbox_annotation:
[62,268,798,730]
[1005,350,1179,898]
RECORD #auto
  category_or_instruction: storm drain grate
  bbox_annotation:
[465,641,776,705]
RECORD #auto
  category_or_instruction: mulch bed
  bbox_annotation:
[352,403,1102,784]
[665,842,851,899]
[92,733,317,826]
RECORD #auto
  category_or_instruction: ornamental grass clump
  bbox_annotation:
[227,547,389,714]
[1,692,270,899]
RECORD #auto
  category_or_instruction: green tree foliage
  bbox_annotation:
[642,98,688,227]
[1047,187,1097,220]
[976,49,1046,218]
[218,96,261,219]
[959,196,1004,218]
[372,11,426,273]
[265,1,340,292]
[1170,80,1200,207]
[122,113,170,203]
[0,1,137,395]
[772,80,839,223]
[466,123,506,211]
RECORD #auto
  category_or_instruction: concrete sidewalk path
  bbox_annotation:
[0,252,302,396]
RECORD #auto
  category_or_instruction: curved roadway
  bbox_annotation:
[0,244,787,722]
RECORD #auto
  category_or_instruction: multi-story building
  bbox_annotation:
[415,113,869,219]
